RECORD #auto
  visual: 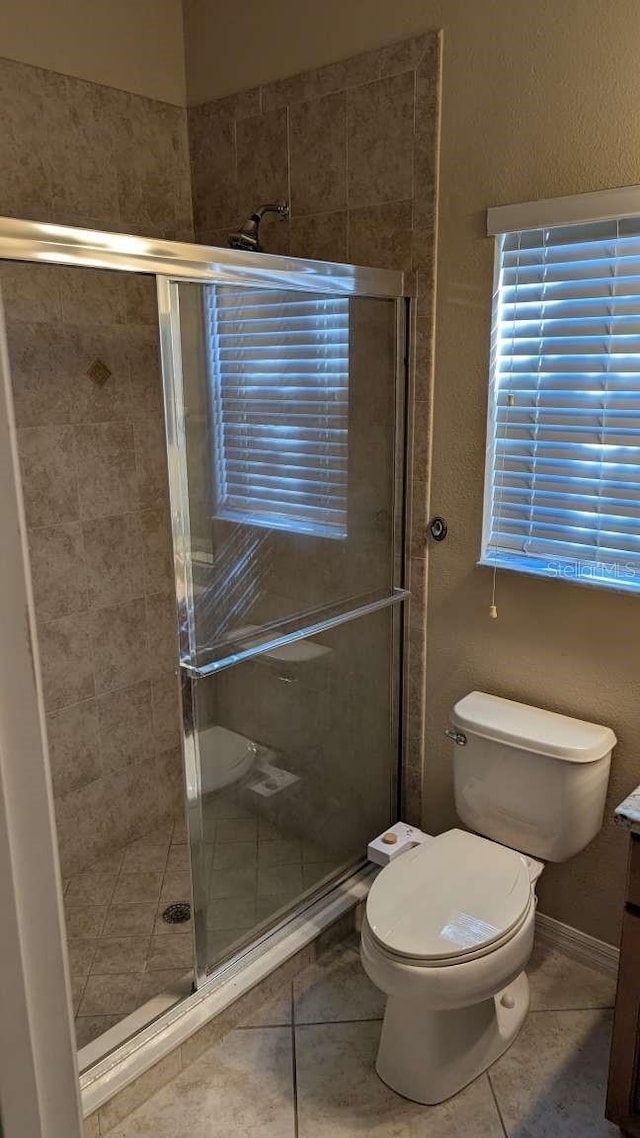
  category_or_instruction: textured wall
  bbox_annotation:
[188,32,441,825]
[183,0,640,944]
[0,0,186,104]
[0,57,193,875]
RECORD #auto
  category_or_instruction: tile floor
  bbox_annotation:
[64,815,194,1048]
[107,933,620,1137]
[201,785,345,967]
[65,786,340,1050]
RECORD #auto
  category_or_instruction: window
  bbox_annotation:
[482,189,640,593]
[206,286,349,539]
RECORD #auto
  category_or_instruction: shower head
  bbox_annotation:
[228,202,290,252]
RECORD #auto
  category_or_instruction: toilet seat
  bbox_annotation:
[366,829,532,965]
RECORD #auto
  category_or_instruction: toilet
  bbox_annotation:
[360,691,616,1105]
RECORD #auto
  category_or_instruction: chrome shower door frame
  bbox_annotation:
[0,213,411,1016]
[156,270,410,987]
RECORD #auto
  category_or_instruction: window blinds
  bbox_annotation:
[206,287,349,539]
[482,216,640,591]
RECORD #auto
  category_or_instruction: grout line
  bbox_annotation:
[487,1071,509,1138]
[293,1015,384,1028]
[290,981,299,1138]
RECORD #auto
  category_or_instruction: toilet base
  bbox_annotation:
[375,970,530,1105]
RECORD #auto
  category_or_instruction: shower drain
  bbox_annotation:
[162,902,191,924]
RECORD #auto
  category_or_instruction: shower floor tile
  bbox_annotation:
[68,788,348,1051]
[65,815,193,1049]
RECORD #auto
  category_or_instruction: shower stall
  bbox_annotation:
[0,217,409,1074]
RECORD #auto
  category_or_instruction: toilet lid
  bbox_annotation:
[366,829,532,961]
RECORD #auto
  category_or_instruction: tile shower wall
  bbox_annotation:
[188,33,441,819]
[0,55,194,876]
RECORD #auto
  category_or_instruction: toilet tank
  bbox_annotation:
[450,692,616,862]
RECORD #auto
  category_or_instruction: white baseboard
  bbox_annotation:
[535,911,619,975]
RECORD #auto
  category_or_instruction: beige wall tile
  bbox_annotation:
[348,201,413,270]
[289,93,347,217]
[155,746,185,819]
[151,674,181,752]
[55,777,115,877]
[139,507,173,596]
[28,521,88,621]
[0,262,62,324]
[75,423,138,520]
[235,107,289,220]
[289,211,348,263]
[39,612,95,711]
[97,682,154,773]
[0,60,62,220]
[82,516,144,614]
[115,96,189,239]
[89,599,148,694]
[133,416,169,509]
[11,480,58,579]
[47,699,100,798]
[188,104,238,236]
[347,72,415,208]
[49,78,120,228]
[8,323,73,427]
[145,591,178,678]
[83,514,144,610]
[125,275,158,327]
[127,326,164,419]
[59,267,126,327]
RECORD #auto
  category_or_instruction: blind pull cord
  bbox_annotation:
[490,391,515,619]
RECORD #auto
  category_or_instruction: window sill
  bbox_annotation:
[477,554,640,597]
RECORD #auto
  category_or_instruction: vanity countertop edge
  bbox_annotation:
[615,786,640,833]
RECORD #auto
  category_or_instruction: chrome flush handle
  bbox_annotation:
[444,728,467,746]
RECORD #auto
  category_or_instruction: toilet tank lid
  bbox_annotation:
[451,692,616,763]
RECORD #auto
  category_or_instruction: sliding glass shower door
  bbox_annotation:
[158,274,407,981]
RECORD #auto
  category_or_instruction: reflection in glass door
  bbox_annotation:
[159,276,407,980]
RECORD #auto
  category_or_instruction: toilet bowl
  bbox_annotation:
[198,725,257,794]
[361,691,616,1105]
[360,829,539,1104]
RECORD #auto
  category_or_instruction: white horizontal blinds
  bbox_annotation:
[206,286,349,539]
[486,216,640,589]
